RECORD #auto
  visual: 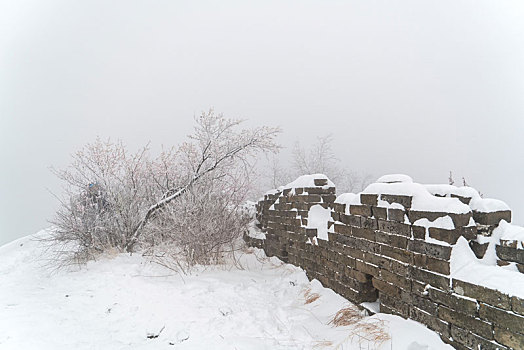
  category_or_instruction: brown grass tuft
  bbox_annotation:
[329,306,362,326]
[303,287,321,304]
[330,305,391,348]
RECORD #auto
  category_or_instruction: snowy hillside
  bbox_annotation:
[0,230,452,349]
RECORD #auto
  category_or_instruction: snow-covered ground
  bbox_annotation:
[0,230,452,350]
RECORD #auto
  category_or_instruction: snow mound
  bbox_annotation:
[0,231,453,350]
[376,174,413,184]
[451,236,524,298]
[307,205,331,241]
[283,174,334,190]
[425,184,510,213]
[363,182,471,214]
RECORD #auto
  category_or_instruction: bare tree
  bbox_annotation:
[49,110,279,265]
[267,134,372,194]
[126,110,280,252]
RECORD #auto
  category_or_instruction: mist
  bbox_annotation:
[1,0,523,245]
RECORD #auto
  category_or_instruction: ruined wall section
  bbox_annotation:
[245,175,524,349]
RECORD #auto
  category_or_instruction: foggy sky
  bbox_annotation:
[1,0,524,246]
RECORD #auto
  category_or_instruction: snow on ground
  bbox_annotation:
[1,230,452,350]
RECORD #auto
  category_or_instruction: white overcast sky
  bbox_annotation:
[1,0,524,245]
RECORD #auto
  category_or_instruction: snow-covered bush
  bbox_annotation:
[49,110,279,266]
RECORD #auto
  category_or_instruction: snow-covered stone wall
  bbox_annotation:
[245,174,524,350]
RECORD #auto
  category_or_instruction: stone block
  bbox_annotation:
[338,214,355,227]
[512,296,524,316]
[314,178,328,186]
[453,279,511,310]
[407,240,452,260]
[428,287,478,317]
[380,245,413,264]
[387,208,405,222]
[451,325,506,350]
[411,267,450,291]
[494,326,524,349]
[412,225,426,240]
[438,305,493,340]
[364,252,391,269]
[410,306,450,338]
[380,293,410,318]
[333,223,351,236]
[360,193,378,206]
[380,269,411,291]
[375,231,408,249]
[473,210,512,226]
[372,278,402,298]
[349,204,372,217]
[407,210,446,224]
[351,227,376,241]
[403,291,438,315]
[361,217,378,230]
[428,227,462,245]
[377,219,411,236]
[496,245,524,264]
[469,241,489,259]
[380,194,412,209]
[479,303,524,335]
[356,260,379,276]
[371,206,387,220]
[426,256,450,275]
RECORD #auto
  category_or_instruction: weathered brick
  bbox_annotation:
[412,225,426,240]
[380,269,411,291]
[339,214,361,227]
[375,231,408,249]
[380,245,413,264]
[426,256,450,275]
[360,193,378,206]
[364,252,391,269]
[469,241,489,259]
[401,291,438,315]
[372,206,387,220]
[361,217,378,230]
[352,227,376,241]
[372,278,402,298]
[355,260,379,276]
[451,325,506,350]
[313,178,328,186]
[380,194,412,209]
[410,306,450,338]
[407,210,447,224]
[473,210,512,226]
[333,223,351,236]
[494,326,524,349]
[407,239,452,260]
[377,219,411,236]
[496,245,524,264]
[387,208,405,222]
[438,306,493,340]
[428,227,462,245]
[349,204,372,217]
[411,267,450,291]
[380,292,409,318]
[428,287,478,316]
[512,296,524,316]
[453,279,511,310]
[479,303,524,335]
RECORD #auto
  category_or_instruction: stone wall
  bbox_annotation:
[244,175,524,349]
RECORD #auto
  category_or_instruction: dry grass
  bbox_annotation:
[330,304,391,348]
[303,287,321,304]
[329,306,363,326]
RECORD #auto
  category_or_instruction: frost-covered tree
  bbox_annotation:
[268,134,372,194]
[49,110,279,265]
